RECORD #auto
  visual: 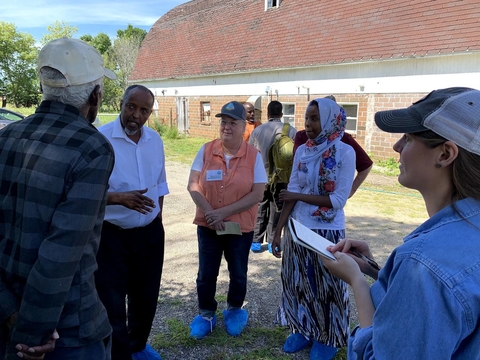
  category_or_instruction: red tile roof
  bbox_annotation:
[130,0,480,81]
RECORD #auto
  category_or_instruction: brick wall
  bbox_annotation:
[367,93,426,161]
[152,97,176,128]
[153,92,428,161]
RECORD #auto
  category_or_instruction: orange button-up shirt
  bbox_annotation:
[243,120,262,142]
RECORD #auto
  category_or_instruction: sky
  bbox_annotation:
[1,0,189,43]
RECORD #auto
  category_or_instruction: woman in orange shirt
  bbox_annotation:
[187,101,267,340]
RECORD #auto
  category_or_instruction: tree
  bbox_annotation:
[117,25,147,41]
[79,34,93,43]
[112,25,147,92]
[41,21,78,45]
[74,25,148,111]
[92,33,112,55]
[0,22,39,107]
[112,35,144,91]
[78,32,120,111]
[101,52,122,112]
[80,33,112,55]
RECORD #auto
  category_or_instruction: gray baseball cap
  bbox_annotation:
[215,101,246,121]
[375,87,480,155]
[38,37,116,87]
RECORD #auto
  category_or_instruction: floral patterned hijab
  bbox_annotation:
[299,98,347,222]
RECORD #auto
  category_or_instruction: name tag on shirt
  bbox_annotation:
[206,170,223,181]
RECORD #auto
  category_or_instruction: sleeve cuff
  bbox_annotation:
[157,183,169,198]
[350,325,374,356]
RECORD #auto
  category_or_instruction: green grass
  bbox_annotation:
[98,114,117,125]
[359,180,416,196]
[163,137,210,165]
[215,294,228,303]
[153,318,288,348]
[4,105,118,125]
[151,121,185,140]
[157,297,183,306]
[347,187,426,220]
[152,317,347,359]
[4,106,36,117]
[374,157,400,177]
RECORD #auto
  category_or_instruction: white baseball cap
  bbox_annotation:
[38,37,116,88]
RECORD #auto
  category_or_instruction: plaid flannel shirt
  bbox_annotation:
[0,101,114,356]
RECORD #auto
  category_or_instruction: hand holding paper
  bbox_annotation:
[216,222,242,235]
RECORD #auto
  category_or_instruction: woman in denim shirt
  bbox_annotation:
[323,87,480,359]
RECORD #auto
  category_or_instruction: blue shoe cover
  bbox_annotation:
[250,243,262,252]
[189,314,216,339]
[283,332,311,353]
[309,341,338,360]
[132,344,162,360]
[223,309,248,336]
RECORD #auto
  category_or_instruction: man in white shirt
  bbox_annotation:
[95,85,169,360]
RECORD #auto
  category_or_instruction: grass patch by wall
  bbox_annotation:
[374,157,400,177]
[163,137,209,165]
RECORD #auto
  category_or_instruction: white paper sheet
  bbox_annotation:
[288,217,337,261]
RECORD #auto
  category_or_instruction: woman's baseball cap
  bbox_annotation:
[375,87,480,155]
[38,37,116,88]
[215,101,246,121]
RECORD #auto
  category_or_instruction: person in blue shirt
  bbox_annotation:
[322,87,480,359]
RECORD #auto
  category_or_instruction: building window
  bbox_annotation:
[200,102,211,124]
[282,103,295,126]
[340,103,358,133]
[265,0,281,10]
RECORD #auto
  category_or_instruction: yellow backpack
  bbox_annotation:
[267,123,294,187]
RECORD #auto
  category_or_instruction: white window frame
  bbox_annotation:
[265,0,281,10]
[281,102,295,126]
[339,103,358,134]
[200,101,211,124]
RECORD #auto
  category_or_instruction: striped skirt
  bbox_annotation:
[276,226,350,347]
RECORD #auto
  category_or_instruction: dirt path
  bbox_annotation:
[151,161,427,359]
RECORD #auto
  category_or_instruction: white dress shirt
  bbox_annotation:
[99,117,169,229]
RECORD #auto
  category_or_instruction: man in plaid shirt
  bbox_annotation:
[0,38,116,359]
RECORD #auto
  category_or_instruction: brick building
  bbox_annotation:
[130,0,480,160]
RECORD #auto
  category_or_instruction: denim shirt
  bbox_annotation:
[349,197,480,359]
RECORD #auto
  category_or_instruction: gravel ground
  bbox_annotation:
[149,161,425,359]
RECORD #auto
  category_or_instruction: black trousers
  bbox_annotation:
[196,226,254,315]
[95,218,165,360]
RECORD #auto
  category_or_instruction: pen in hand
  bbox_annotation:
[350,249,381,271]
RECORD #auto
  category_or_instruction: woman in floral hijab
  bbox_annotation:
[271,98,356,359]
